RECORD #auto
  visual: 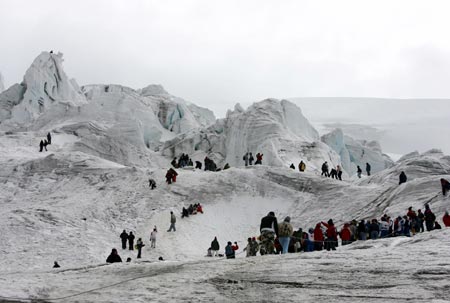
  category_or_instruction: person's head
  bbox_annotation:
[126,257,131,262]
[268,211,275,217]
[123,229,126,232]
[328,219,334,225]
[445,211,449,216]
[284,216,291,223]
[158,256,164,261]
[308,228,314,233]
[247,237,252,242]
[418,209,422,213]
[408,206,412,211]
[130,231,133,235]
[227,241,232,245]
[111,248,118,255]
[214,236,217,240]
[252,237,256,241]
[170,211,173,214]
[425,204,430,210]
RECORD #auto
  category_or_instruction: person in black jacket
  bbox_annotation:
[120,230,128,249]
[47,132,52,145]
[358,219,367,240]
[399,171,407,185]
[106,248,122,263]
[210,236,220,257]
[128,232,135,250]
[259,212,279,255]
[366,163,371,176]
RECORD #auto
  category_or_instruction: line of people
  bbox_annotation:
[243,152,263,166]
[321,161,343,180]
[39,132,52,152]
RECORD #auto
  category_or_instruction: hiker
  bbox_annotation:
[399,171,407,185]
[128,232,135,250]
[43,140,48,151]
[443,211,450,227]
[120,230,128,249]
[434,221,442,229]
[188,158,193,166]
[424,204,436,231]
[314,223,324,250]
[249,153,254,165]
[181,207,189,218]
[358,220,367,240]
[165,169,173,184]
[148,178,156,190]
[380,218,390,238]
[299,160,306,172]
[197,204,203,214]
[225,241,236,259]
[126,257,132,262]
[278,216,294,254]
[195,161,202,169]
[136,238,145,258]
[171,157,178,168]
[369,219,380,239]
[322,219,338,251]
[336,165,342,180]
[259,211,279,255]
[150,227,157,248]
[47,132,52,145]
[53,261,60,268]
[250,237,259,256]
[211,237,220,256]
[330,168,337,179]
[357,166,362,178]
[223,163,230,170]
[441,178,450,196]
[243,153,249,166]
[417,209,425,232]
[167,211,176,232]
[290,163,295,169]
[244,238,252,257]
[39,140,44,152]
[170,168,178,183]
[340,223,352,245]
[321,162,329,177]
[255,153,263,165]
[106,248,122,263]
[366,163,371,176]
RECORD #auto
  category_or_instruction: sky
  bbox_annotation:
[1,0,450,117]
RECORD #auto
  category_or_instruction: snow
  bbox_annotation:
[0,72,4,93]
[1,51,450,302]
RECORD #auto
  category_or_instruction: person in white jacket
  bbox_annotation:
[150,226,157,248]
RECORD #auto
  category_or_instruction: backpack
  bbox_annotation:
[225,245,234,256]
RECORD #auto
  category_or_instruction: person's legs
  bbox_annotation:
[279,237,290,254]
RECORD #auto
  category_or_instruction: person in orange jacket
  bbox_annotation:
[443,211,450,227]
[321,219,338,251]
[313,223,324,251]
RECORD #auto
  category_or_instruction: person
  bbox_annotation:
[357,166,362,178]
[290,163,295,169]
[259,211,279,255]
[336,165,342,180]
[243,152,249,166]
[211,237,220,256]
[250,237,259,256]
[249,153,254,165]
[165,169,173,184]
[369,219,380,239]
[136,238,145,258]
[443,211,450,227]
[197,204,203,214]
[314,223,324,250]
[417,209,425,232]
[106,248,122,263]
[150,227,157,248]
[188,159,193,166]
[126,257,132,262]
[167,211,176,232]
[321,219,338,250]
[330,168,337,179]
[244,238,252,257]
[223,163,230,170]
[399,171,407,185]
[255,153,263,165]
[225,241,236,259]
[43,140,48,151]
[128,232,135,251]
[299,161,306,172]
[158,256,164,261]
[47,132,52,145]
[424,204,436,231]
[340,223,352,245]
[120,230,128,249]
[441,178,450,196]
[358,219,367,240]
[366,163,371,176]
[206,247,213,257]
[278,216,294,254]
[39,140,44,152]
[171,157,178,168]
[195,161,202,170]
[434,221,442,229]
[321,162,329,177]
[148,178,156,190]
[53,261,60,268]
[169,168,178,183]
[182,207,189,218]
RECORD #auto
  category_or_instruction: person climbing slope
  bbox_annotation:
[120,230,128,249]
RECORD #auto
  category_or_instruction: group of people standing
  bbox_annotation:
[321,161,343,180]
[290,160,306,172]
[243,152,263,166]
[356,162,371,178]
[39,132,52,152]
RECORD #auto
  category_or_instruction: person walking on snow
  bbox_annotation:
[225,241,236,259]
[243,152,249,166]
[399,171,407,185]
[321,162,329,177]
[290,163,295,169]
[120,230,128,249]
[150,227,157,248]
[441,178,450,196]
[211,237,220,256]
[43,140,48,151]
[336,165,342,180]
[47,132,52,145]
[299,160,306,172]
[366,163,371,176]
[278,216,294,254]
[255,153,263,165]
[148,178,156,190]
[136,238,145,258]
[167,211,176,232]
[128,232,135,251]
[39,140,44,152]
[249,153,254,165]
[106,248,122,263]
[259,211,279,255]
[357,166,362,178]
[424,204,436,231]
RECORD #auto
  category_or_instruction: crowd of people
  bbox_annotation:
[243,152,263,166]
[182,203,204,218]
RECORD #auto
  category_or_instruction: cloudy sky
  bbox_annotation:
[1,0,450,117]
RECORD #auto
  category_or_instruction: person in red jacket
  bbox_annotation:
[322,219,338,251]
[443,211,450,227]
[197,204,203,214]
[340,223,352,245]
[313,223,324,251]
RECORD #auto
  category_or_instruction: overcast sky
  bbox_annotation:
[1,0,450,117]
